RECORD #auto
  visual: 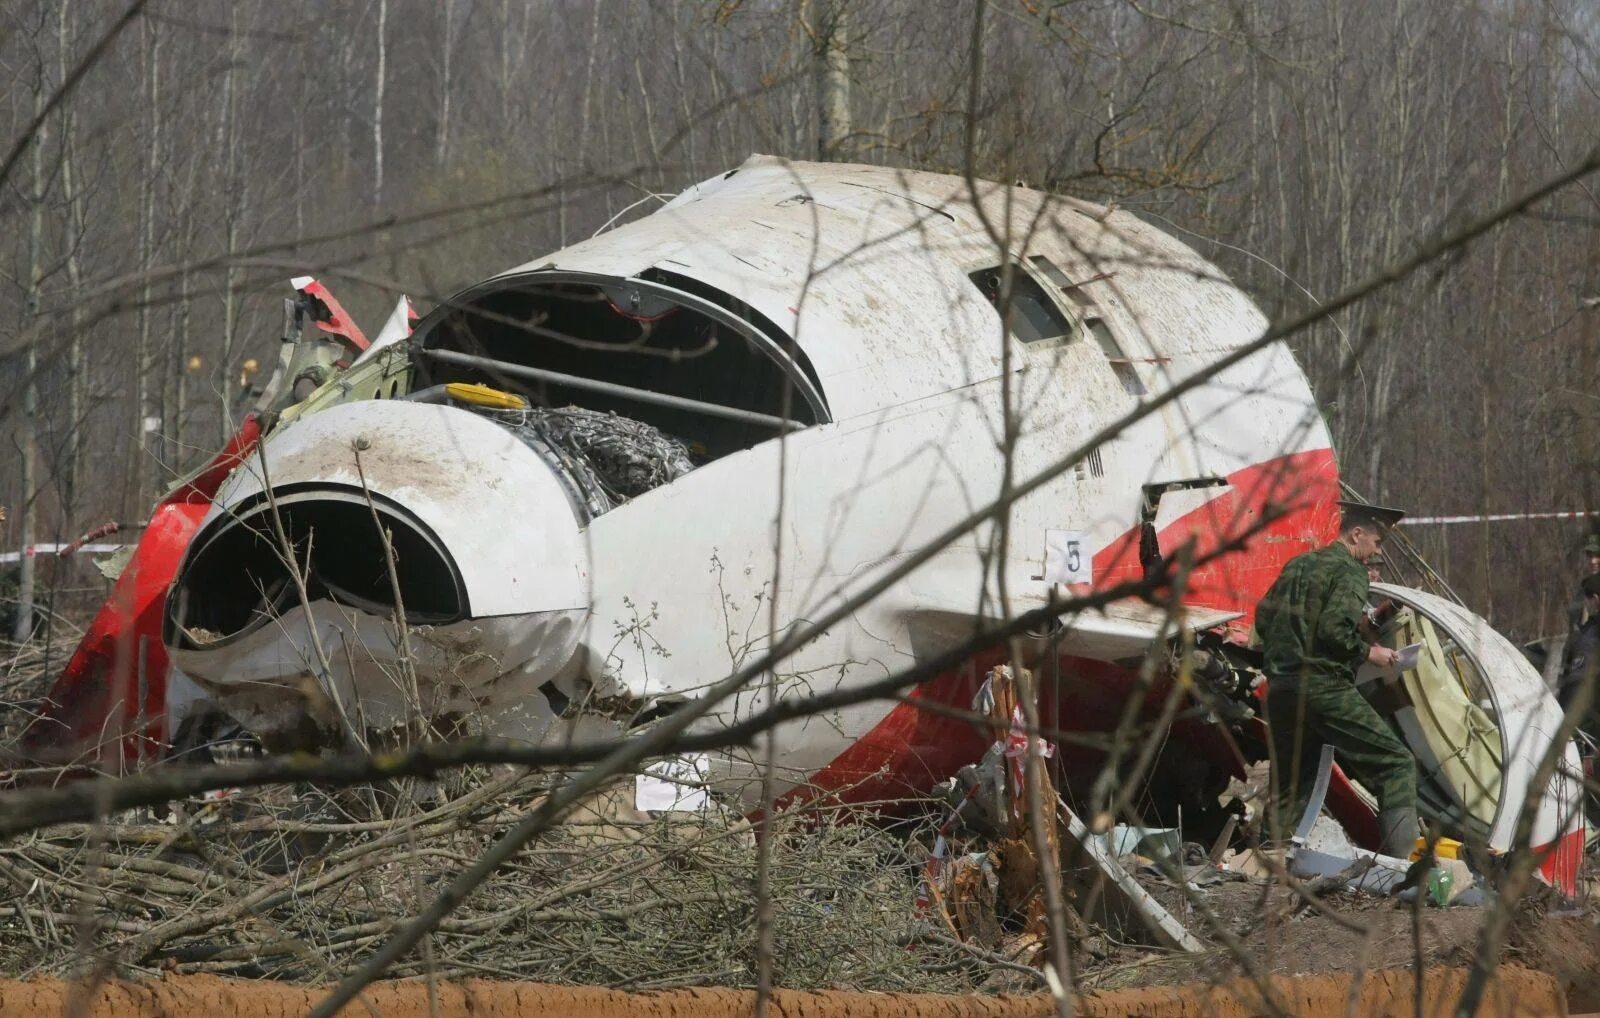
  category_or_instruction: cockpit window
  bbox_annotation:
[1026,253,1148,396]
[411,271,828,465]
[968,262,1075,345]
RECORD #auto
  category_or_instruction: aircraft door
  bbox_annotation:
[1358,584,1584,881]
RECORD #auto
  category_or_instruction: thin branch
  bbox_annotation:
[0,0,149,206]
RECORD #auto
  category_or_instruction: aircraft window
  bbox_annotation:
[968,263,1074,345]
[1087,319,1147,396]
[1027,254,1073,289]
[1088,318,1122,361]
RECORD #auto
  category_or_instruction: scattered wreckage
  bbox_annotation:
[19,156,1584,909]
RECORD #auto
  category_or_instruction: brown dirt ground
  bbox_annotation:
[1054,847,1600,1018]
[1081,871,1600,1007]
[0,966,1567,1018]
[1088,879,1493,987]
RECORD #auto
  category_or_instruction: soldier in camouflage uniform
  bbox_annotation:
[1256,500,1418,857]
[1567,536,1600,635]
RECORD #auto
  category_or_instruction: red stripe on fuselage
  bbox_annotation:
[793,447,1341,804]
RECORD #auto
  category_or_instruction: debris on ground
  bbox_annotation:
[0,742,1597,1002]
[2,660,1596,1004]
[922,664,1097,973]
[0,770,979,992]
[923,665,1201,967]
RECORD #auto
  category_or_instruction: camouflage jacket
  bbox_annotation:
[1255,542,1371,684]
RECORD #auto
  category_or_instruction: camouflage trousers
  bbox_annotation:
[1265,673,1417,841]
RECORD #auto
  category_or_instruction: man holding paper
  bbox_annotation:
[1256,499,1419,858]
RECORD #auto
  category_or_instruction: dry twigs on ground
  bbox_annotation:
[0,770,994,993]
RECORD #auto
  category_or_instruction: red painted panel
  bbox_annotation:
[1536,826,1584,895]
[799,447,1344,808]
[22,417,262,771]
[297,278,369,353]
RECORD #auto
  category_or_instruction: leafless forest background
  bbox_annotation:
[3,0,1599,638]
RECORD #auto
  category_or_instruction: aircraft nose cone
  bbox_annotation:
[164,400,592,747]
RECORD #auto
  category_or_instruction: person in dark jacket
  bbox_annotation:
[1566,536,1600,638]
[1559,573,1600,713]
[1361,552,1399,637]
[1256,500,1417,856]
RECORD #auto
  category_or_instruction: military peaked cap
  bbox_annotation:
[1337,499,1406,531]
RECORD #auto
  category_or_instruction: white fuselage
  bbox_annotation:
[173,157,1340,804]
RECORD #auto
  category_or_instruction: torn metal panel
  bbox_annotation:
[1058,796,1204,953]
[1291,746,1339,848]
[1042,598,1242,664]
[351,294,418,367]
[289,275,369,354]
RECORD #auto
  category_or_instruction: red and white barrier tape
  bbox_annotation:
[1404,510,1595,526]
[0,542,125,564]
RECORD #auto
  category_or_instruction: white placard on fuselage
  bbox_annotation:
[1044,529,1093,585]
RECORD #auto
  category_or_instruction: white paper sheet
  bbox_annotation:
[634,754,710,812]
[1395,641,1423,671]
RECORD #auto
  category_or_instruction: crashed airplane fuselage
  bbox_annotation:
[30,156,1584,890]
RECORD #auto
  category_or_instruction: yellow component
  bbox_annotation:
[1385,608,1502,828]
[444,382,528,410]
[1409,836,1463,862]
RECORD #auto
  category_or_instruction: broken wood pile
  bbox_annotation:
[0,768,990,992]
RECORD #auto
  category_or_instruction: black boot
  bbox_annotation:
[1378,806,1419,859]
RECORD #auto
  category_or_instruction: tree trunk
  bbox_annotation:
[219,4,241,444]
[14,72,48,643]
[815,0,850,160]
[436,0,454,167]
[564,0,604,247]
[374,0,387,207]
[132,16,163,511]
[57,2,86,519]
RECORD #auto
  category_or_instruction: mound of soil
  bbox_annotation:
[0,966,1564,1018]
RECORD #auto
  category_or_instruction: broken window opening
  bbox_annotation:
[412,271,828,466]
[967,262,1075,345]
[634,266,826,403]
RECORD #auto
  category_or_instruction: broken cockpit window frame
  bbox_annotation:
[408,269,830,465]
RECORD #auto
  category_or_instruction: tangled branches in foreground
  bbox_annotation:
[0,768,985,992]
